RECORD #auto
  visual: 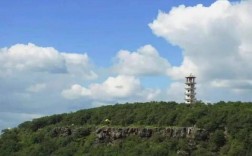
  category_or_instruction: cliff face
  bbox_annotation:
[49,126,208,143]
[96,126,208,143]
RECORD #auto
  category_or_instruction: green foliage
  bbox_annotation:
[1,101,252,155]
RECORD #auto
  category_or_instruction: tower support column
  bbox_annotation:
[185,74,196,104]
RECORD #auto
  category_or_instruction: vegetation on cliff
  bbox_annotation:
[1,101,252,156]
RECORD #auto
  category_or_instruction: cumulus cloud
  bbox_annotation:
[62,75,141,100]
[62,75,160,102]
[0,43,97,79]
[0,43,98,131]
[3,0,252,131]
[62,53,97,79]
[166,82,184,102]
[150,0,252,93]
[61,84,91,99]
[0,43,66,75]
[211,79,252,90]
[112,45,171,76]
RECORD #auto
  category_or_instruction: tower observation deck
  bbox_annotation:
[185,74,196,104]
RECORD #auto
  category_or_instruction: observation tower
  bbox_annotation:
[185,74,196,104]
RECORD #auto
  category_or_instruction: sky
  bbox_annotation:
[1,0,251,131]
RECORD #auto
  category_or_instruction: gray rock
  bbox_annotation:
[95,126,209,143]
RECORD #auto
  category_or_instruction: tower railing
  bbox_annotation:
[184,74,196,104]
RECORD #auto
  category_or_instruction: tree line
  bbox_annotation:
[1,101,252,155]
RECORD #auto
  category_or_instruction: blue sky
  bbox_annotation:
[0,0,219,67]
[2,0,252,131]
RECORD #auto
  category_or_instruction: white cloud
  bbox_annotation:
[0,43,96,79]
[166,57,198,80]
[166,82,184,102]
[0,43,65,75]
[61,84,91,99]
[62,75,160,102]
[3,0,252,132]
[150,0,252,94]
[113,45,171,76]
[62,75,140,100]
[90,75,141,99]
[145,89,161,101]
[211,79,252,90]
[0,43,98,131]
[62,53,97,79]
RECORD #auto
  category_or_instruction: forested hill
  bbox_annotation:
[1,101,252,156]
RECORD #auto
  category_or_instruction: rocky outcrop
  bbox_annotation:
[49,126,208,144]
[96,126,208,143]
[51,127,72,137]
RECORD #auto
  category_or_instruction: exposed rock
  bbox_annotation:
[50,126,208,144]
[51,127,72,137]
[177,150,189,156]
[95,126,208,143]
[139,128,152,138]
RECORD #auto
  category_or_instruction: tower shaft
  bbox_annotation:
[185,74,196,104]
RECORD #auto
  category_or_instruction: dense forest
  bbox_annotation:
[1,101,252,156]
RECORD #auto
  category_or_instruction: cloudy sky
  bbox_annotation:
[1,0,251,130]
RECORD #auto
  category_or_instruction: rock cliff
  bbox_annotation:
[96,126,208,143]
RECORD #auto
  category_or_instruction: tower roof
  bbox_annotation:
[185,73,196,78]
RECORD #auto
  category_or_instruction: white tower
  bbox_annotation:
[185,74,196,104]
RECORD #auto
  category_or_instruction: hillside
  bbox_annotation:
[1,101,252,156]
